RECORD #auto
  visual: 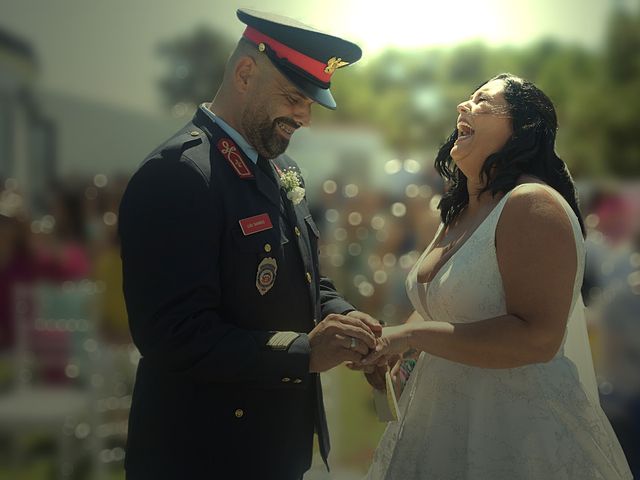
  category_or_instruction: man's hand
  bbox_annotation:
[347,353,401,391]
[308,313,377,373]
[360,325,412,366]
[364,364,387,391]
[346,310,383,338]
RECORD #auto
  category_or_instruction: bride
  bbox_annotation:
[357,73,633,479]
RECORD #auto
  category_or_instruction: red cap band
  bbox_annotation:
[243,26,332,84]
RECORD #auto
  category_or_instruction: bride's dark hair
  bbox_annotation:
[434,73,585,237]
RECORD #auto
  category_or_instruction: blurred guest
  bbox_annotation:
[43,187,91,280]
[93,223,130,344]
[0,210,37,351]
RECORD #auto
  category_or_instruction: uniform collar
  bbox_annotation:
[194,105,283,211]
[199,103,259,164]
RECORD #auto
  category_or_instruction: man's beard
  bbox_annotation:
[241,106,296,160]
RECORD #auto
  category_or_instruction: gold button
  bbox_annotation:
[281,377,291,383]
[189,130,199,137]
[293,379,302,384]
[264,243,272,253]
[258,42,266,52]
[294,226,301,236]
[306,272,312,283]
[234,409,244,418]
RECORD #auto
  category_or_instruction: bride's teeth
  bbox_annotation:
[457,123,474,137]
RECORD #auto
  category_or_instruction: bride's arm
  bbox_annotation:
[348,310,422,389]
[363,185,579,369]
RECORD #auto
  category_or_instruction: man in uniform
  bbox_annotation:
[119,9,380,480]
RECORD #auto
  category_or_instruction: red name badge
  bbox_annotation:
[239,213,273,236]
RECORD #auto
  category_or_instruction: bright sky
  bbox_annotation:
[0,0,628,114]
[315,0,614,52]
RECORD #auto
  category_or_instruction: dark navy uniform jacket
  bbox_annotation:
[118,108,355,480]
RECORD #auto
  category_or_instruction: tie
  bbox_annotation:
[257,155,277,185]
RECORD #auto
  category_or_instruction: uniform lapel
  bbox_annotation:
[193,111,284,211]
[253,163,282,209]
[272,157,319,319]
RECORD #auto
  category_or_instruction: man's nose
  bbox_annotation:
[294,103,312,128]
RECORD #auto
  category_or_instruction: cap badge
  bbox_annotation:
[324,57,349,75]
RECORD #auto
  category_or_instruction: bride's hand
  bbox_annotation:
[347,354,401,390]
[362,325,412,365]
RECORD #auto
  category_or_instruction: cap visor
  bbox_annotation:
[274,64,337,110]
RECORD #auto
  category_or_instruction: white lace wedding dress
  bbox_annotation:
[366,184,633,480]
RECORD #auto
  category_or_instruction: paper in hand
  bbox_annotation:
[373,370,401,422]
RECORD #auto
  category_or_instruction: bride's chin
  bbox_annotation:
[449,147,465,163]
[449,153,465,172]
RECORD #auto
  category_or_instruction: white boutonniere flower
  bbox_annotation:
[279,168,306,205]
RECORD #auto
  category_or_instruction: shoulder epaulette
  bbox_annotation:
[163,129,205,157]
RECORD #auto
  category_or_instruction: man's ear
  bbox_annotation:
[234,56,257,94]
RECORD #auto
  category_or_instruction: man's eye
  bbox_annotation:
[286,95,297,105]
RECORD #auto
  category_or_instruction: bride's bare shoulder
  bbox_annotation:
[497,180,574,253]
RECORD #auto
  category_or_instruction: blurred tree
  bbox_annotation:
[606,3,640,83]
[444,42,491,85]
[599,2,640,176]
[155,7,640,177]
[327,18,640,178]
[157,25,234,112]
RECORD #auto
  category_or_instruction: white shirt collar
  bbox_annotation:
[199,103,259,164]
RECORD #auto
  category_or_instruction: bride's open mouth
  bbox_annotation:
[455,121,474,144]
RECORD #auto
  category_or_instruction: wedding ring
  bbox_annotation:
[349,337,357,350]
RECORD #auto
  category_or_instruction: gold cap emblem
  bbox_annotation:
[324,57,349,75]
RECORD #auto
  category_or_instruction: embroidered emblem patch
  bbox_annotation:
[217,138,253,178]
[256,257,277,296]
[239,213,273,236]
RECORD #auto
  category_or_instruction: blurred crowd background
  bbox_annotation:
[1,0,639,478]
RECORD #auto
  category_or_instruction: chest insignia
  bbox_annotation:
[256,257,278,296]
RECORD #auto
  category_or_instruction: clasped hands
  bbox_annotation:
[309,311,412,391]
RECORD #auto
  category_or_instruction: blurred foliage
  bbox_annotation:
[157,25,233,110]
[158,4,640,177]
